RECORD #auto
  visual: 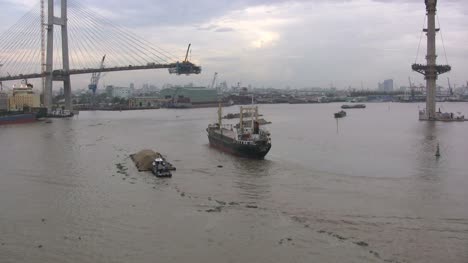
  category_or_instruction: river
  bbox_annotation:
[1,102,467,263]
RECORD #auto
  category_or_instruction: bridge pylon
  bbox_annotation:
[412,0,451,120]
[44,0,71,112]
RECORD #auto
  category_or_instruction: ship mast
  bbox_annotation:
[412,0,451,120]
[251,94,254,130]
[217,99,222,128]
[215,72,222,129]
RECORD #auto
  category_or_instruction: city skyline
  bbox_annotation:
[1,0,467,90]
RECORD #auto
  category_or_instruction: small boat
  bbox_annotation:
[48,109,74,118]
[334,110,347,118]
[341,104,366,109]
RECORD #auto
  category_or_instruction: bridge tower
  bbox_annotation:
[44,0,71,112]
[412,0,451,120]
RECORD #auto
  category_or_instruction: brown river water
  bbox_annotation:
[1,102,467,263]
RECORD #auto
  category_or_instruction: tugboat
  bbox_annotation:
[334,110,347,118]
[207,102,271,159]
[151,158,172,177]
[48,108,74,118]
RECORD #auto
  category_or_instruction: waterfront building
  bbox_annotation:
[105,85,114,97]
[0,92,9,111]
[159,86,217,104]
[106,85,132,99]
[378,79,394,92]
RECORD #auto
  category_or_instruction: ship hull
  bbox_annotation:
[0,113,36,125]
[207,129,271,159]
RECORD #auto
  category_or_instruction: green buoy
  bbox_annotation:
[435,143,441,158]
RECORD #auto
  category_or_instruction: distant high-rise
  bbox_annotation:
[383,79,393,92]
[378,79,393,92]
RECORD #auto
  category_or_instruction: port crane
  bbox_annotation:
[88,55,106,95]
[408,76,416,99]
[447,77,453,96]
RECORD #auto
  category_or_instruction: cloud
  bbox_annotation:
[1,0,467,90]
[214,27,235,33]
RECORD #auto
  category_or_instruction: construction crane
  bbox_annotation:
[184,43,191,63]
[88,55,106,95]
[407,76,417,101]
[210,72,218,90]
[447,77,453,96]
[168,43,201,75]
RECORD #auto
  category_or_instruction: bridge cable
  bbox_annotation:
[68,5,153,66]
[414,14,426,64]
[70,4,165,65]
[69,0,178,63]
[68,9,131,67]
[436,15,449,66]
[5,15,41,76]
[0,9,41,76]
[68,7,152,66]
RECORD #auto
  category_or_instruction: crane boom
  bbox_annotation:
[447,77,453,96]
[210,72,218,90]
[184,43,191,62]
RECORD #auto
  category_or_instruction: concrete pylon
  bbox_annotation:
[44,0,71,112]
[412,0,451,120]
[425,0,437,120]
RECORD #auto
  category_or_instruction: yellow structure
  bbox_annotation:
[8,85,40,111]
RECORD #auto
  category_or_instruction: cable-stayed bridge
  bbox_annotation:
[0,0,201,111]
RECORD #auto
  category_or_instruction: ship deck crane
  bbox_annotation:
[88,55,106,95]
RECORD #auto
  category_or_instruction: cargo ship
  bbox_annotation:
[0,112,36,125]
[207,104,271,159]
[0,108,47,125]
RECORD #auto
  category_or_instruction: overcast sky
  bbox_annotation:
[1,0,467,90]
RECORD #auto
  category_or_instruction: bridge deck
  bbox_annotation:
[0,62,201,82]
